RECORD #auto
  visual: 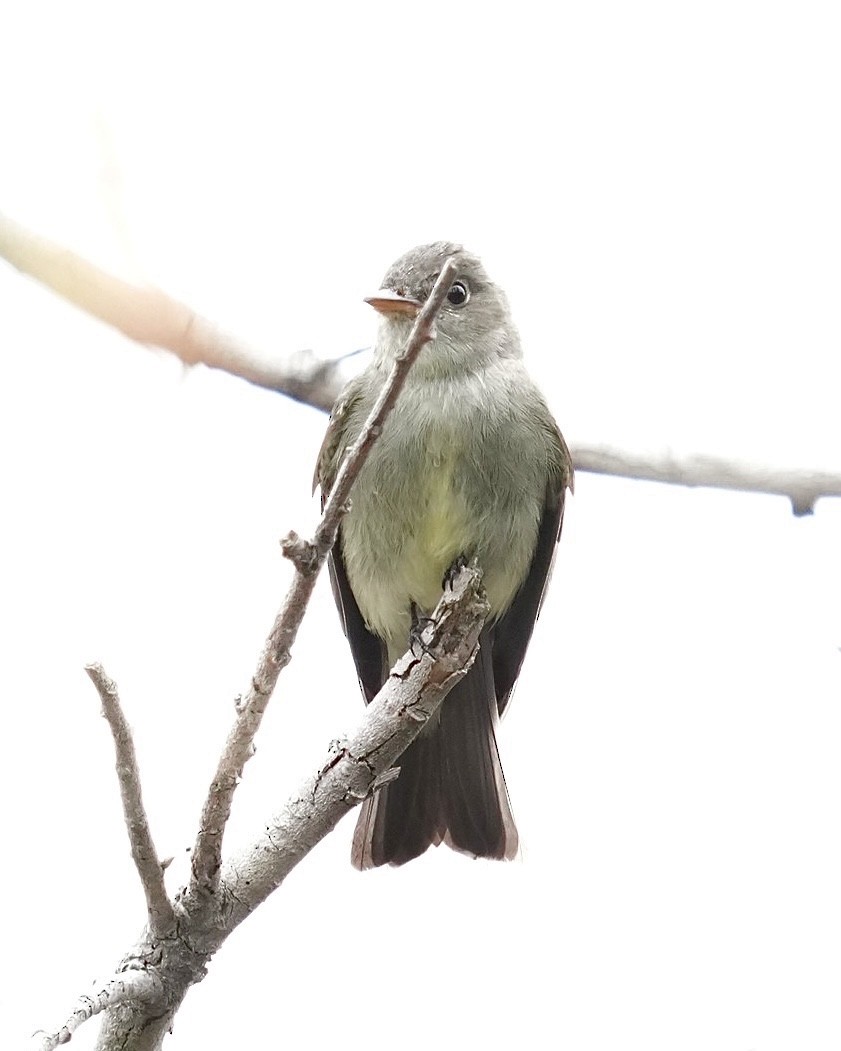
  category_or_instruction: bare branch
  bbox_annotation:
[188,258,460,895]
[0,211,344,409]
[215,562,489,920]
[29,261,465,1048]
[29,970,165,1051]
[315,258,459,550]
[50,565,487,1051]
[5,211,839,512]
[85,663,175,935]
[574,442,840,516]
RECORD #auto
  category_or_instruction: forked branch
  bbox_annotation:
[28,263,467,1049]
[31,564,487,1051]
[188,257,459,894]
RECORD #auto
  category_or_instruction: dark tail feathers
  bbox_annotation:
[351,637,518,868]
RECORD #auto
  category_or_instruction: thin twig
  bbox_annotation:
[315,259,459,551]
[573,442,841,516]
[29,971,165,1051]
[85,663,176,935]
[188,258,460,895]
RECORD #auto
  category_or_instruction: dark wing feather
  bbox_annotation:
[315,376,387,704]
[493,427,573,717]
[327,546,387,704]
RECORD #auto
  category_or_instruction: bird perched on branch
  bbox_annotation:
[316,241,572,868]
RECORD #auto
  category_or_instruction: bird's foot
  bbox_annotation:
[442,553,469,590]
[409,601,436,656]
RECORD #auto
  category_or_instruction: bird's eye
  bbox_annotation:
[446,280,470,307]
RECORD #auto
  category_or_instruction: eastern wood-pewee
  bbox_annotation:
[316,241,573,868]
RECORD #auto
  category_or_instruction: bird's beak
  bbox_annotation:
[364,289,423,318]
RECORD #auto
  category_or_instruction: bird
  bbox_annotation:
[315,241,573,868]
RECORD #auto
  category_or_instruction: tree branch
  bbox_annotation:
[29,971,165,1051]
[188,257,459,896]
[573,442,839,516]
[31,564,487,1051]
[26,254,466,1050]
[3,210,838,512]
[200,561,489,925]
[84,663,175,936]
[0,210,343,409]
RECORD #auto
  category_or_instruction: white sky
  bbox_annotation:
[1,2,840,1049]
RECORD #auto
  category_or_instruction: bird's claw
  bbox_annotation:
[442,553,469,590]
[409,601,436,656]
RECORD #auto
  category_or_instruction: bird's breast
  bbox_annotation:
[414,440,470,564]
[382,443,470,621]
[339,370,544,645]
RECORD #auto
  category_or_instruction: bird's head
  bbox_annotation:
[366,241,521,377]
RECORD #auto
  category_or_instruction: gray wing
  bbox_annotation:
[492,427,573,717]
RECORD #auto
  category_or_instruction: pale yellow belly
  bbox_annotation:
[345,455,531,656]
[406,459,470,606]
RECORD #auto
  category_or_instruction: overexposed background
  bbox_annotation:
[1,2,840,1048]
